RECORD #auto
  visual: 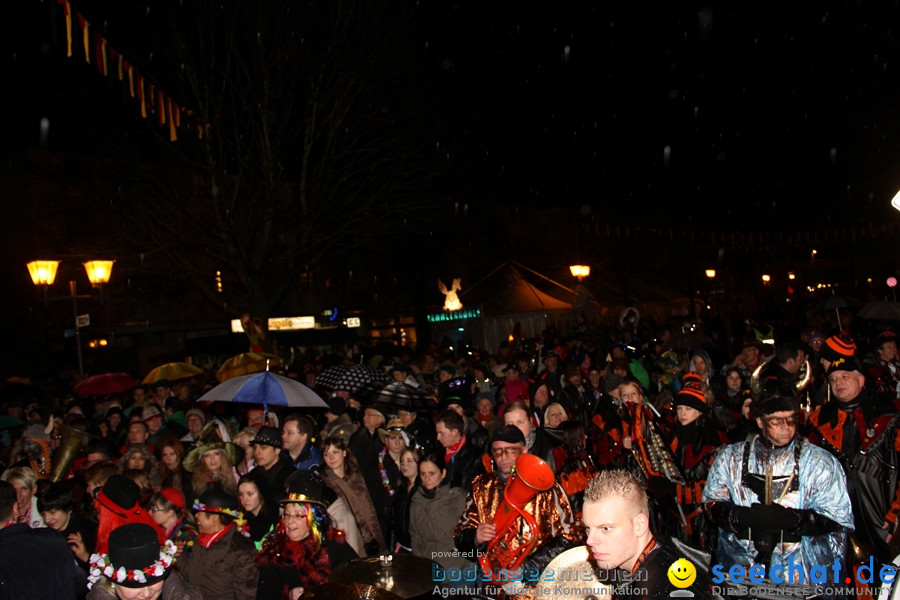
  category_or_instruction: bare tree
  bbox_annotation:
[104,0,439,318]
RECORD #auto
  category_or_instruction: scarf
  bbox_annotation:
[444,435,466,463]
[197,522,232,548]
[257,525,334,595]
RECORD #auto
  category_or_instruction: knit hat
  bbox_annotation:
[185,408,205,422]
[820,334,857,363]
[603,374,623,394]
[87,524,176,589]
[249,426,282,449]
[437,365,456,378]
[673,382,707,412]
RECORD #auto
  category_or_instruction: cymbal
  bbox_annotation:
[532,545,611,599]
[304,583,404,600]
[328,554,436,599]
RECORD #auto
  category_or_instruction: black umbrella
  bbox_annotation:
[314,364,390,393]
[814,293,863,324]
[356,380,437,412]
[858,300,900,321]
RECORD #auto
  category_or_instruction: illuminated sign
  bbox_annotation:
[268,316,316,331]
[346,317,361,328]
[230,319,244,333]
[427,307,482,323]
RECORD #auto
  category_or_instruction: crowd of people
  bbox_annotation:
[1,316,899,599]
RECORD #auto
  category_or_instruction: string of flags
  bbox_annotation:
[55,0,209,142]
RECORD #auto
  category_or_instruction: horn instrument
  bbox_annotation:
[49,424,96,482]
[478,454,555,585]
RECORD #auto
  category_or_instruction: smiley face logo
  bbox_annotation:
[667,558,696,588]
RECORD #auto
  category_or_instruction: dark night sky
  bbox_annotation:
[5,1,900,232]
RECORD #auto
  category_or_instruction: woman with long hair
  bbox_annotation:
[157,439,192,502]
[183,441,240,498]
[319,436,387,556]
[390,447,421,553]
[148,488,199,562]
[237,471,277,549]
[256,471,356,600]
[118,444,161,490]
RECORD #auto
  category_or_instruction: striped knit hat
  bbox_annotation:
[819,333,856,363]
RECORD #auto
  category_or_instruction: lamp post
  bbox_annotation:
[569,264,590,281]
[26,259,114,375]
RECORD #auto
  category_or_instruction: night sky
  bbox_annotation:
[5,2,900,232]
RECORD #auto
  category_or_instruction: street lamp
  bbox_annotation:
[26,259,114,375]
[705,269,716,279]
[27,260,60,306]
[569,264,590,281]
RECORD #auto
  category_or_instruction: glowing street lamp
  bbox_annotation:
[83,260,114,286]
[705,269,716,279]
[26,259,115,375]
[762,274,771,283]
[569,264,590,281]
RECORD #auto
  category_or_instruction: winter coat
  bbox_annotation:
[0,523,82,600]
[409,484,470,572]
[321,467,388,555]
[177,525,258,600]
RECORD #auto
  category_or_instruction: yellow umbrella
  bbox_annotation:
[216,352,282,383]
[142,362,204,385]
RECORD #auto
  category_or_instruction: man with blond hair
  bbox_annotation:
[583,470,711,599]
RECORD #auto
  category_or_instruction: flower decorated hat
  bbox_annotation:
[88,523,176,589]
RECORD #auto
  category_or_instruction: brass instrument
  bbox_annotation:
[49,424,96,482]
[478,454,556,585]
[750,359,811,398]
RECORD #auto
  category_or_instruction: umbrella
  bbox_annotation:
[858,300,900,321]
[814,293,863,324]
[216,352,283,383]
[142,362,204,385]
[356,380,437,411]
[198,371,328,414]
[314,363,390,393]
[74,372,137,396]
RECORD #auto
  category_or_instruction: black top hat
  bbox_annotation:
[90,523,175,589]
[250,426,283,449]
[97,474,140,516]
[282,469,336,507]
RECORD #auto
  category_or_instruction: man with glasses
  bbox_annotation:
[704,392,852,584]
[808,355,900,564]
[453,425,579,593]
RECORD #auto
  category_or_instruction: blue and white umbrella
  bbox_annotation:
[197,371,328,413]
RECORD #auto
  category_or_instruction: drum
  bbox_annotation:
[527,545,612,599]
